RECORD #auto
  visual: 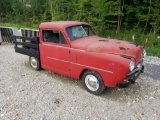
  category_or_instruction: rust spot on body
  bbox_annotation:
[119,47,126,50]
[99,40,109,42]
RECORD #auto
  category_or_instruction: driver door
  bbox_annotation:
[40,29,70,76]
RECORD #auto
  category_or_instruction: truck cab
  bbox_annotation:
[38,21,95,77]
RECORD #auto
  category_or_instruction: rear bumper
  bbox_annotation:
[117,63,144,88]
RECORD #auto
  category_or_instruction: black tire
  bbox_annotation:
[82,70,105,95]
[29,56,40,70]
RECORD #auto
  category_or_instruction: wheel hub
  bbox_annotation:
[31,57,37,68]
[85,75,99,91]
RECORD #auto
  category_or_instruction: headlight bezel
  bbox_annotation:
[129,60,135,71]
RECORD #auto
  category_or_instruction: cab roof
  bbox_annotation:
[39,21,89,30]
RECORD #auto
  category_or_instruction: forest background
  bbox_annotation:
[0,0,160,57]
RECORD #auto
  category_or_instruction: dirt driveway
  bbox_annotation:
[0,44,160,120]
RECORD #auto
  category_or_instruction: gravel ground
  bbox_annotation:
[0,44,160,120]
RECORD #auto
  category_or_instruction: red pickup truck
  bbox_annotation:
[12,21,146,95]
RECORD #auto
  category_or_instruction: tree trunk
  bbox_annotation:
[143,0,152,34]
[116,0,122,33]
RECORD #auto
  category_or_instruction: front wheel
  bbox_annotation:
[29,56,40,70]
[82,70,105,95]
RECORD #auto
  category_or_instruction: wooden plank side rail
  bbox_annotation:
[12,35,40,58]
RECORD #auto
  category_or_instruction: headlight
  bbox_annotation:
[129,60,135,71]
[143,49,147,57]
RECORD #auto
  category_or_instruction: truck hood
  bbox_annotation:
[71,36,143,63]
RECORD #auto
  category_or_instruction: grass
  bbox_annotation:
[0,22,159,57]
[146,47,160,57]
[0,22,38,29]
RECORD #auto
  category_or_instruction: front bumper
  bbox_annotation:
[117,62,144,88]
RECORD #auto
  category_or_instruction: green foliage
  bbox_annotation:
[0,0,160,57]
[146,47,160,57]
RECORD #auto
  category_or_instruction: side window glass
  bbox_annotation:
[43,30,59,43]
[59,32,67,44]
[42,30,67,44]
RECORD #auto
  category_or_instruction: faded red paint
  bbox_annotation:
[38,21,145,87]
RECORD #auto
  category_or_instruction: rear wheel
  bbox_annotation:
[82,70,105,95]
[29,56,40,70]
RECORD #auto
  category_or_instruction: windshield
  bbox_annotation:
[66,25,96,41]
